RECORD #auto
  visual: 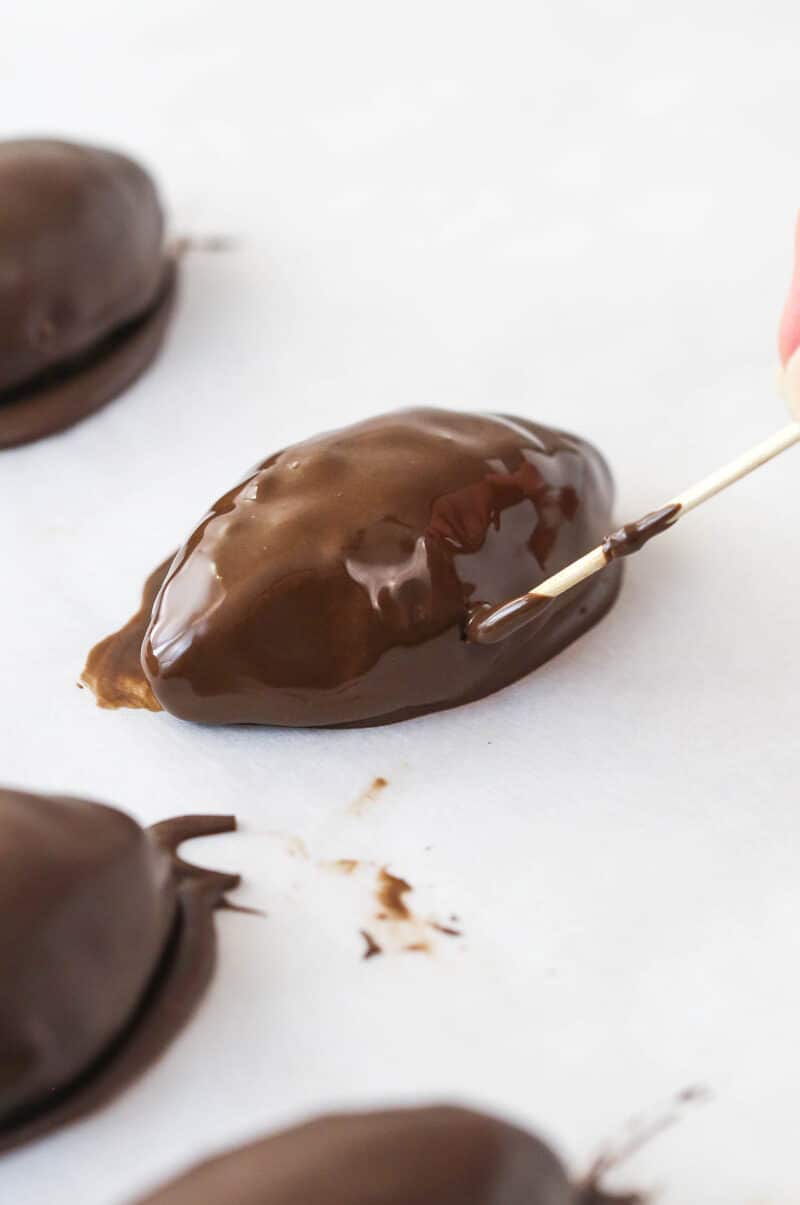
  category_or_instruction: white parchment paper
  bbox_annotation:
[1,3,799,1201]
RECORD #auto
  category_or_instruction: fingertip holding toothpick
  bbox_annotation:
[778,211,800,418]
[467,214,800,647]
[467,422,800,645]
[779,353,800,419]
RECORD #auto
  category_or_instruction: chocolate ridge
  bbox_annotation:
[0,259,177,450]
[0,813,238,1154]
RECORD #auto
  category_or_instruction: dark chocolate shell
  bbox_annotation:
[0,789,238,1152]
[0,139,176,448]
[132,1106,577,1205]
[139,407,622,726]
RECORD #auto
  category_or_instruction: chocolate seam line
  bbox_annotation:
[0,813,238,1155]
[0,258,177,450]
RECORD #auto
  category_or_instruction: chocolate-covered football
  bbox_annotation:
[0,789,238,1151]
[139,407,622,726]
[133,1105,638,1204]
[133,1106,571,1205]
[0,139,176,447]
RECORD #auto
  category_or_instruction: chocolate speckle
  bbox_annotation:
[377,868,413,920]
[329,858,359,875]
[360,930,383,960]
[432,922,463,937]
[350,776,390,815]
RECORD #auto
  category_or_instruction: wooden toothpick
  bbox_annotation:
[467,418,800,645]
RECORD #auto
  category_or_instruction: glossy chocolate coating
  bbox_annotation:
[0,139,174,447]
[142,407,622,726]
[0,789,238,1151]
[134,1106,580,1205]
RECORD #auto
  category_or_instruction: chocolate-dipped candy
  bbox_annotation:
[85,408,622,725]
[133,1105,639,1204]
[0,789,239,1151]
[137,406,621,726]
[0,138,176,448]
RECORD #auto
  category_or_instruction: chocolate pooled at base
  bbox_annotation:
[0,789,239,1152]
[132,1105,641,1204]
[0,139,176,448]
[85,407,622,726]
[82,555,175,712]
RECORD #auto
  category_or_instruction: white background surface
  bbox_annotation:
[1,2,799,1201]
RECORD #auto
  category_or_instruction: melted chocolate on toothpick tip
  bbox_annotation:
[601,503,681,561]
[0,789,239,1152]
[465,592,554,645]
[85,408,623,727]
[132,1105,641,1205]
[0,139,177,449]
[468,501,682,645]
